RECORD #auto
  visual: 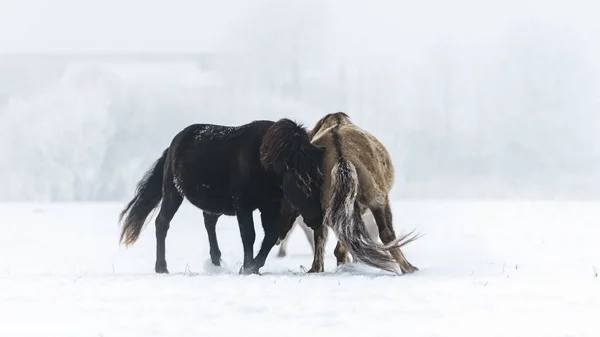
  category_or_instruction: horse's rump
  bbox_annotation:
[307,112,419,274]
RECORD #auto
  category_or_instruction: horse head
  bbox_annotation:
[260,118,325,230]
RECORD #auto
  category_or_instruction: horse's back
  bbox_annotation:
[168,120,279,214]
[315,124,394,207]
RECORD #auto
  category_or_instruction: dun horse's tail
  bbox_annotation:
[119,148,168,247]
[327,159,406,274]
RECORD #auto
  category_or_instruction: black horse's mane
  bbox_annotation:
[260,118,323,189]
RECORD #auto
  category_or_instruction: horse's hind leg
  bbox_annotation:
[334,211,375,266]
[155,182,183,274]
[307,225,328,273]
[334,240,350,266]
[203,211,222,266]
[371,198,418,274]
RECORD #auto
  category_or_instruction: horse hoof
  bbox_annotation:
[336,258,350,266]
[239,265,260,275]
[276,250,287,258]
[155,265,169,274]
[402,264,419,274]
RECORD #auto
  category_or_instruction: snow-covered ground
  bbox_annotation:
[0,200,598,336]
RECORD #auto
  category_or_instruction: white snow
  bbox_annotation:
[0,200,598,336]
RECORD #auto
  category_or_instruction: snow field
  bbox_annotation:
[0,200,598,336]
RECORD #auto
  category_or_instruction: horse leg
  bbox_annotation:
[155,183,183,274]
[277,216,315,257]
[371,199,418,274]
[236,209,256,275]
[334,240,350,266]
[307,225,328,273]
[333,211,375,266]
[252,203,282,272]
[299,217,316,253]
[203,211,222,266]
[364,210,380,242]
[276,218,296,258]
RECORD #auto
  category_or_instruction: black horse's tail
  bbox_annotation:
[119,148,168,247]
[327,158,413,274]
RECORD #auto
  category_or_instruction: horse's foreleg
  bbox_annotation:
[236,209,256,275]
[252,204,281,272]
[154,185,183,274]
[307,225,328,273]
[371,199,418,274]
[276,238,289,258]
[203,211,222,266]
[276,218,297,258]
[278,215,315,258]
[299,218,316,253]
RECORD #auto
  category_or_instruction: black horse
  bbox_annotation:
[118,118,325,275]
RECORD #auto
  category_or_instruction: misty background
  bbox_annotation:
[0,0,598,202]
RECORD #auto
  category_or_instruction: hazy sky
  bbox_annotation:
[1,0,599,200]
[0,0,597,53]
[0,0,256,52]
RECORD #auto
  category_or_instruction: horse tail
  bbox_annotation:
[119,148,168,247]
[326,158,401,274]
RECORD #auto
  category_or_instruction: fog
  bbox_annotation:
[1,0,599,201]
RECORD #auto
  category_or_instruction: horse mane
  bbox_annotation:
[260,118,323,191]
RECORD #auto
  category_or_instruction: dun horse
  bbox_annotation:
[118,119,325,275]
[278,112,420,274]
